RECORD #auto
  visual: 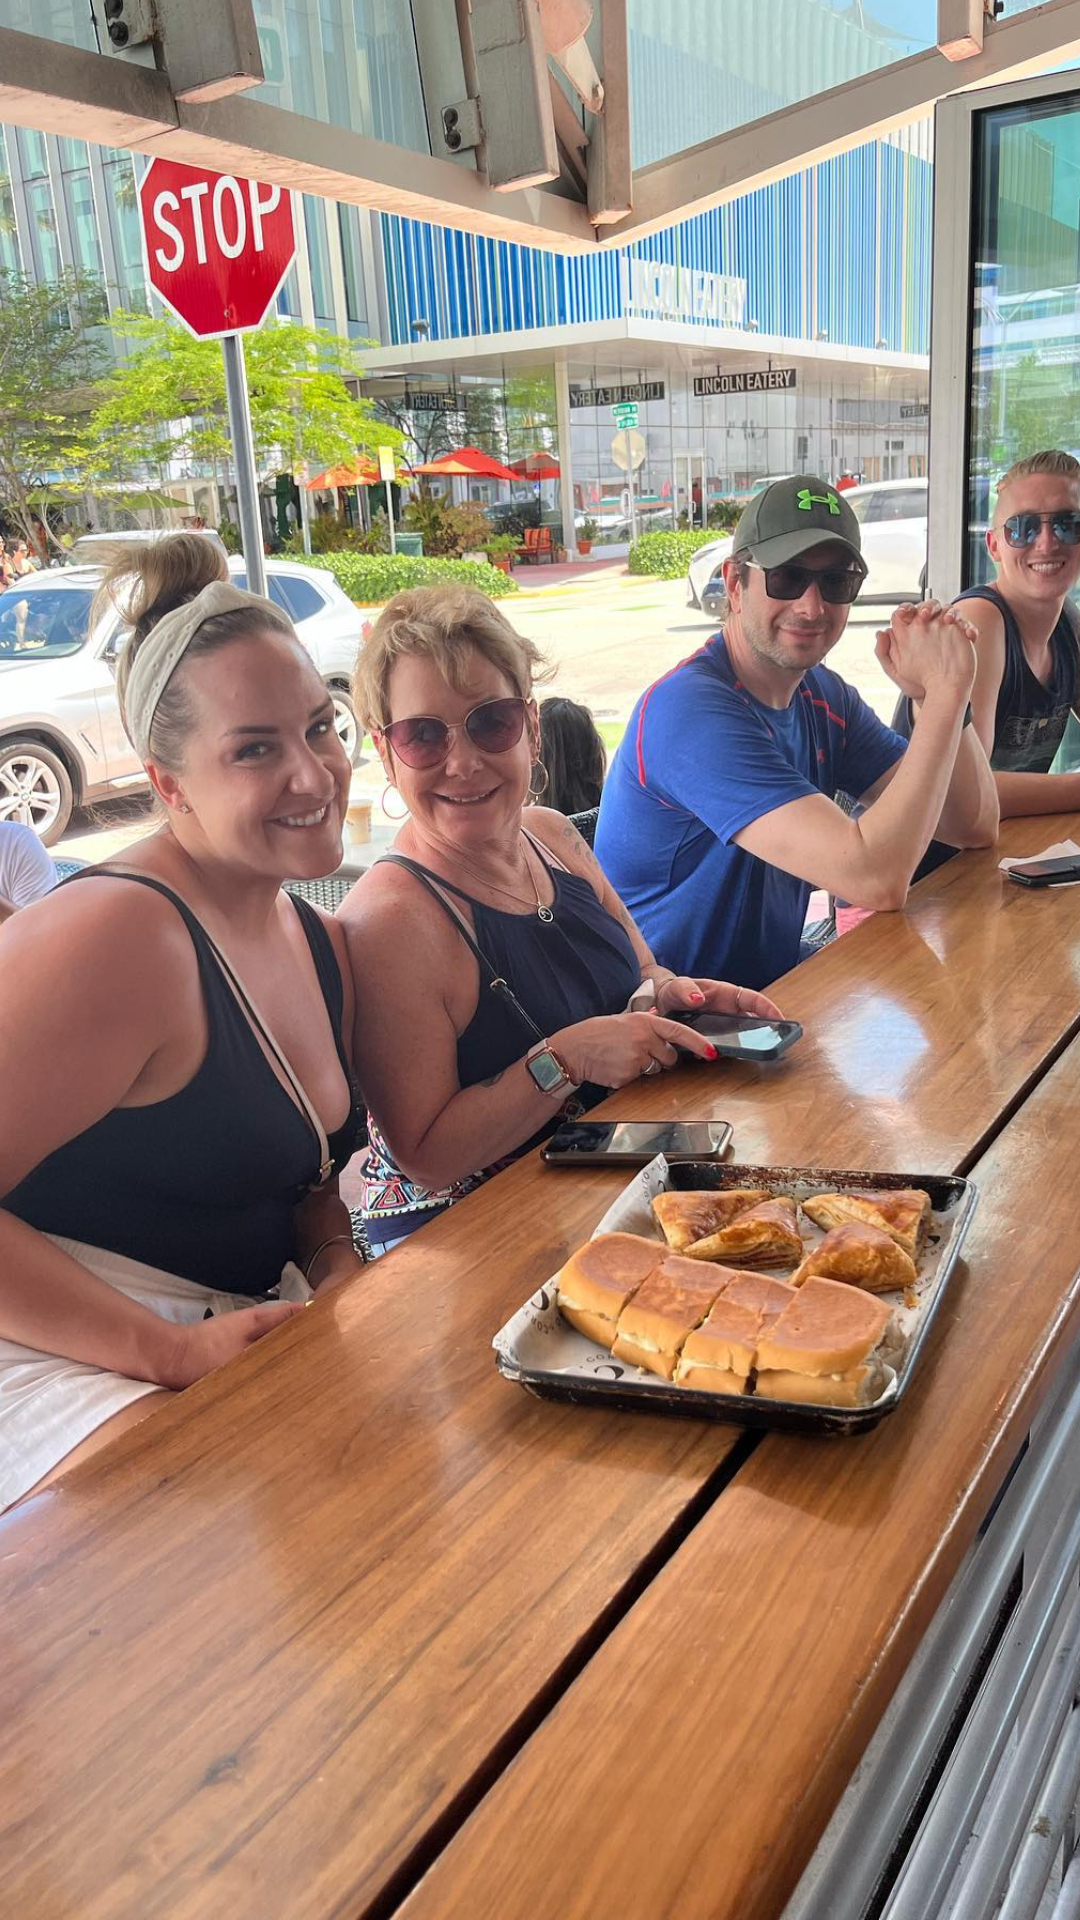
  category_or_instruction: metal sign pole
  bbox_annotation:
[222,332,267,598]
[385,481,397,555]
[625,427,638,543]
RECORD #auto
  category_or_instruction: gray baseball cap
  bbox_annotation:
[732,475,866,573]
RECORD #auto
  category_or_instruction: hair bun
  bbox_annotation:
[95,532,229,638]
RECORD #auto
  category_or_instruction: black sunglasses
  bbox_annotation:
[1001,510,1080,549]
[381,695,528,769]
[748,560,865,606]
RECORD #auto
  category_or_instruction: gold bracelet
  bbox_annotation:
[303,1234,355,1281]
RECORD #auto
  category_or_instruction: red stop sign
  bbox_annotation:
[138,158,297,339]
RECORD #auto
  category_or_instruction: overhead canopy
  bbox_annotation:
[412,446,521,481]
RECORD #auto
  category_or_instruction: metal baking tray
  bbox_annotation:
[493,1158,978,1435]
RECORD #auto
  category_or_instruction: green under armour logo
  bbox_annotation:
[796,488,840,514]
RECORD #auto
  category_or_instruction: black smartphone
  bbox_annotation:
[673,1011,804,1060]
[541,1119,733,1166]
[1007,855,1080,888]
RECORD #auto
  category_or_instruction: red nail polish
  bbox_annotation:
[705,1044,719,1060]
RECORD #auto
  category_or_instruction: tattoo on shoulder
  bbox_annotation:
[561,820,599,867]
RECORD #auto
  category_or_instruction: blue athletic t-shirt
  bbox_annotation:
[594,632,907,989]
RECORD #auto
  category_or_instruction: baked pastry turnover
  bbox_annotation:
[799,1187,931,1260]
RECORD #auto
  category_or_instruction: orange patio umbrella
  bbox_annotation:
[412,445,521,482]
[305,459,413,489]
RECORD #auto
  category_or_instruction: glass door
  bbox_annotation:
[673,450,707,530]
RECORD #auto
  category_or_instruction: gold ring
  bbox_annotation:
[735,988,745,1012]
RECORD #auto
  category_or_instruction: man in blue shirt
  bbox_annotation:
[595,477,998,988]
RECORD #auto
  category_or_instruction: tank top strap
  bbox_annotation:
[286,893,347,1060]
[60,867,338,1185]
[521,824,571,873]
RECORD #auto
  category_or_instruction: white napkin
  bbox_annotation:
[999,839,1080,883]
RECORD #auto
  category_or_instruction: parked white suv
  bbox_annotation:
[0,556,364,843]
[687,477,929,617]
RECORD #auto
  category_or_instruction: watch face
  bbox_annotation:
[529,1048,565,1092]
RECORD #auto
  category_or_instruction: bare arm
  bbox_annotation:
[733,605,997,910]
[0,886,299,1382]
[959,594,1080,819]
[339,869,719,1192]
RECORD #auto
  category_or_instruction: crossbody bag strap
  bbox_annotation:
[379,851,545,1044]
[83,867,333,1185]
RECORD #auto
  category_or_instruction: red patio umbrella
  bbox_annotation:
[510,450,561,479]
[412,445,521,482]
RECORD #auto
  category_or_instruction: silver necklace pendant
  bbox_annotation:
[537,904,554,923]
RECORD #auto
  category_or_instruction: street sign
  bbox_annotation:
[377,445,397,483]
[611,429,646,471]
[612,401,639,429]
[137,158,297,340]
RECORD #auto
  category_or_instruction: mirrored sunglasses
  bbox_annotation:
[1001,510,1080,549]
[749,560,865,606]
[381,695,528,769]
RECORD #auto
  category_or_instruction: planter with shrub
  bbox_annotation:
[627,528,719,579]
[298,550,518,601]
[577,517,599,556]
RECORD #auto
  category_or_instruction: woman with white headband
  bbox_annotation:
[0,535,365,1510]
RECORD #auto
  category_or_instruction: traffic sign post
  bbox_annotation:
[611,404,641,541]
[377,445,397,555]
[138,159,298,598]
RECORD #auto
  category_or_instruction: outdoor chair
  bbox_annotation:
[283,874,353,911]
[518,526,556,564]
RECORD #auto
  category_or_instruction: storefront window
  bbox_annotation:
[303,196,334,328]
[337,205,368,335]
[25,179,60,283]
[967,94,1080,584]
[64,168,101,276]
[102,156,147,310]
[0,129,22,277]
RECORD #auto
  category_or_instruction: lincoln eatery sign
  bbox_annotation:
[693,369,798,396]
[138,159,297,338]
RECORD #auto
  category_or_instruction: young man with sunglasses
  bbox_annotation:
[952,450,1080,813]
[595,476,998,989]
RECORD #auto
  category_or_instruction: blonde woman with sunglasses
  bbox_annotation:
[338,586,781,1253]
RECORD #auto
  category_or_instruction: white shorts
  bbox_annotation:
[0,1235,312,1512]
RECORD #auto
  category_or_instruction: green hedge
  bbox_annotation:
[296,550,518,601]
[627,529,721,579]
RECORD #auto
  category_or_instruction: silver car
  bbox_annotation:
[0,557,365,844]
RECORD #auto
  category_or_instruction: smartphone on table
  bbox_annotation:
[541,1119,733,1167]
[1006,855,1080,888]
[673,1011,803,1060]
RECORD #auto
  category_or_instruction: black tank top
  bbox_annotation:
[955,586,1079,774]
[362,840,641,1245]
[4,873,365,1295]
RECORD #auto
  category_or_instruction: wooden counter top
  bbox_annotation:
[1,818,1078,1917]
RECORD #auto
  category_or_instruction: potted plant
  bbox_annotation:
[483,533,520,576]
[577,517,599,556]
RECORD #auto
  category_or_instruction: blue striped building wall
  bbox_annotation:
[378,139,932,358]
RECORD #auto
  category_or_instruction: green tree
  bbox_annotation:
[0,269,107,552]
[82,311,403,498]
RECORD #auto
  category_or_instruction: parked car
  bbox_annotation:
[687,477,929,618]
[0,556,364,844]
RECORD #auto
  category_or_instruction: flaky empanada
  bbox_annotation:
[684,1194,803,1269]
[791,1221,917,1293]
[651,1188,772,1254]
[800,1187,931,1260]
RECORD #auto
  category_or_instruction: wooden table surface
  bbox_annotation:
[2,816,1079,1919]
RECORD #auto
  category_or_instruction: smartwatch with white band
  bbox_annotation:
[525,1039,576,1098]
